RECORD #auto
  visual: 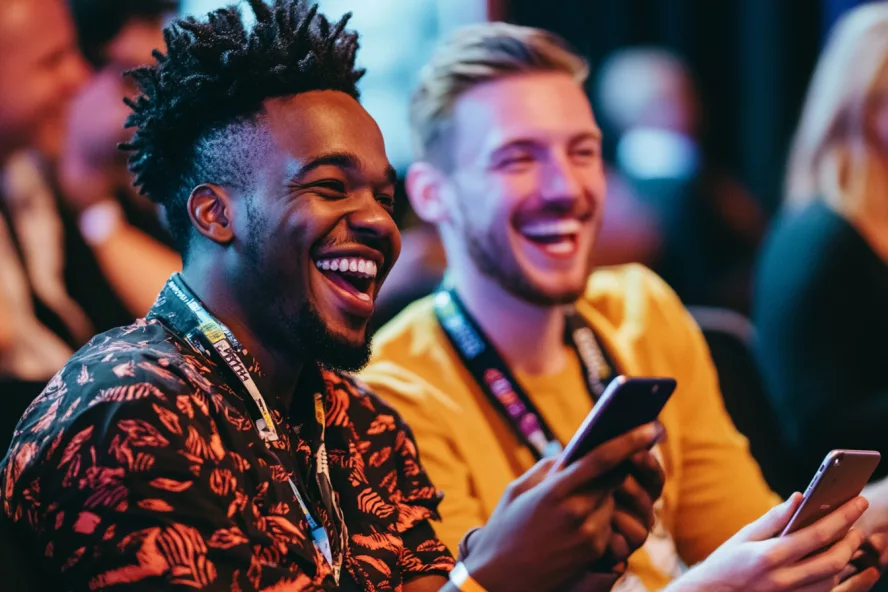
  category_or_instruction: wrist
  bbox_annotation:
[457,526,483,561]
[78,200,124,246]
[449,561,488,592]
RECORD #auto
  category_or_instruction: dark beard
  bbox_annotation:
[243,200,371,373]
[290,300,372,372]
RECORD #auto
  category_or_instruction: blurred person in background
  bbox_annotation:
[0,0,90,386]
[59,0,180,318]
[0,0,180,392]
[596,48,766,314]
[754,3,888,484]
[364,21,885,591]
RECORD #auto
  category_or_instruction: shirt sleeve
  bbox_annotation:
[6,364,321,591]
[639,270,781,565]
[361,367,486,556]
[379,395,455,579]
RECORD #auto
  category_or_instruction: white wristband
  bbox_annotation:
[78,201,124,246]
[449,561,487,592]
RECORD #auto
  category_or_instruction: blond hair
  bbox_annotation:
[784,2,888,217]
[410,22,588,168]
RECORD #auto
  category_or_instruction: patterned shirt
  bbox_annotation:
[0,277,454,591]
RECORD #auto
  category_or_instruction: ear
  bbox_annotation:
[405,162,452,225]
[187,184,234,245]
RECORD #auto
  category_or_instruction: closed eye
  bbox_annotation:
[497,154,536,172]
[376,193,395,210]
[311,179,347,193]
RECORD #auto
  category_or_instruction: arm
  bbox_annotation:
[82,210,181,316]
[363,369,489,553]
[638,270,780,564]
[11,378,317,591]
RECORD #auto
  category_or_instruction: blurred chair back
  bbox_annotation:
[688,306,801,497]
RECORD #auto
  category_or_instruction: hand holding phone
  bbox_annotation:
[548,376,675,573]
[781,449,881,537]
[552,376,676,473]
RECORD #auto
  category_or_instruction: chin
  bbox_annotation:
[521,271,589,304]
[298,303,373,372]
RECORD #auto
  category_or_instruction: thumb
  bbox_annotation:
[733,493,802,542]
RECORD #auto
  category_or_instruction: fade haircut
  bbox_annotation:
[409,22,589,171]
[121,0,364,257]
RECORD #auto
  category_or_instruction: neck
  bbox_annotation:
[449,264,567,376]
[181,268,304,412]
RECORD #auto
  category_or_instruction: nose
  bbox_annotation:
[347,191,402,258]
[539,150,583,208]
[60,48,91,99]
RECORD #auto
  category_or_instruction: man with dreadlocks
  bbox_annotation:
[0,1,665,590]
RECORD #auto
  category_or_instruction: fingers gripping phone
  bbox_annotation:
[780,449,881,537]
[553,376,677,471]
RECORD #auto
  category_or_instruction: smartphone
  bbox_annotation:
[780,449,881,536]
[553,376,676,471]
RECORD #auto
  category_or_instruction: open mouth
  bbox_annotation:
[314,256,379,305]
[517,219,583,256]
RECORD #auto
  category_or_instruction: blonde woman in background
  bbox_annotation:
[754,2,888,487]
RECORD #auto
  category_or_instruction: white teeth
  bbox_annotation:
[313,256,380,278]
[544,241,574,255]
[520,219,583,237]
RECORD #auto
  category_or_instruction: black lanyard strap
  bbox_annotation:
[433,286,617,460]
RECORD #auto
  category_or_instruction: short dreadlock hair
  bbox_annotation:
[121,0,364,257]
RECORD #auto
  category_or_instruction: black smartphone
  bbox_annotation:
[554,376,676,470]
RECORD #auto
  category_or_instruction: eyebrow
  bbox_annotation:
[493,130,604,153]
[290,151,397,186]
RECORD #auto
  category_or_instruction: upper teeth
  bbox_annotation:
[315,257,378,278]
[520,219,583,237]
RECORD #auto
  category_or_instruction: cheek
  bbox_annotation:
[875,105,888,151]
[462,172,535,229]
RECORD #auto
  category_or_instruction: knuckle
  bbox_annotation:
[756,547,782,572]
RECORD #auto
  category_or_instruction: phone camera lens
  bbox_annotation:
[834,457,841,467]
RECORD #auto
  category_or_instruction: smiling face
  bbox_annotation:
[441,71,606,305]
[228,91,400,370]
[0,0,89,159]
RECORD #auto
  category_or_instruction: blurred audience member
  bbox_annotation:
[65,0,178,245]
[0,0,89,382]
[59,0,180,318]
[0,0,181,384]
[754,3,888,481]
[597,48,766,313]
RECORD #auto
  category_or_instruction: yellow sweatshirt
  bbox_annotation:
[361,264,779,590]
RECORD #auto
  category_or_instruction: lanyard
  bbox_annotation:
[167,275,346,583]
[433,286,617,460]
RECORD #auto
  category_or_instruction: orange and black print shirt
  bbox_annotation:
[0,279,454,590]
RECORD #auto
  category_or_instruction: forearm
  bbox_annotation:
[88,222,180,316]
